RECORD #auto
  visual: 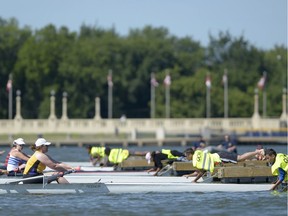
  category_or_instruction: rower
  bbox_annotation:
[6,138,30,176]
[23,138,75,184]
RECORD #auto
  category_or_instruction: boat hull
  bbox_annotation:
[105,182,271,193]
[0,183,109,194]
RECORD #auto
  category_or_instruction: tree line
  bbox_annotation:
[0,17,287,119]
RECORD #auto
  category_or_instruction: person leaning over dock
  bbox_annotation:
[6,138,30,176]
[86,146,146,166]
[191,148,265,183]
[146,149,185,176]
[264,149,287,191]
[23,138,75,184]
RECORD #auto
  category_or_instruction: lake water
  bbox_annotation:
[0,145,287,216]
[0,190,287,216]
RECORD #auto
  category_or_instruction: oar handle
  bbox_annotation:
[47,169,76,183]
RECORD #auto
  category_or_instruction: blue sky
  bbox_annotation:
[0,0,286,50]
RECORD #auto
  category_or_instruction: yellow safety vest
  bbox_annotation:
[161,149,179,159]
[271,153,288,182]
[192,150,221,172]
[108,149,129,164]
[90,147,106,158]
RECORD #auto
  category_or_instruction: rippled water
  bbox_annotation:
[0,191,287,216]
[0,145,287,216]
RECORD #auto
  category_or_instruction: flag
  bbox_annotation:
[6,79,12,92]
[150,74,159,87]
[222,72,227,85]
[163,74,171,86]
[107,73,113,87]
[257,74,266,90]
[205,75,211,88]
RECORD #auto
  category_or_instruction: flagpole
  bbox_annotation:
[8,73,13,119]
[150,73,156,118]
[263,90,266,118]
[165,83,170,118]
[206,73,211,118]
[164,72,171,118]
[224,69,228,118]
[108,69,113,119]
[206,86,210,118]
[262,71,267,118]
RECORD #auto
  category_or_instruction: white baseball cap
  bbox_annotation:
[35,138,51,147]
[145,152,151,164]
[13,138,25,145]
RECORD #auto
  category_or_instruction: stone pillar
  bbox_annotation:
[94,97,101,120]
[252,88,260,118]
[49,90,56,120]
[14,90,22,120]
[156,127,165,140]
[61,92,68,120]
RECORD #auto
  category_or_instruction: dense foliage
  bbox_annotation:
[0,17,287,119]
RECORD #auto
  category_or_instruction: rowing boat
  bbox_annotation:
[0,182,271,194]
[0,172,272,194]
[105,182,271,193]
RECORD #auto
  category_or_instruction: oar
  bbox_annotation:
[46,170,75,184]
[6,170,75,185]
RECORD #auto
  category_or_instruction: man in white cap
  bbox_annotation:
[23,138,75,184]
[6,138,30,176]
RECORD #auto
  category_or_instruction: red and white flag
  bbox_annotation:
[205,75,211,89]
[150,74,159,87]
[163,74,171,86]
[6,79,12,92]
[107,73,113,87]
[257,74,266,90]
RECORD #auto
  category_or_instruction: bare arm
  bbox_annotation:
[183,171,198,178]
[11,150,30,162]
[37,153,71,172]
[193,170,206,183]
[153,168,161,176]
[270,179,283,191]
[147,167,156,174]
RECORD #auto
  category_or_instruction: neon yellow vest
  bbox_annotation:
[108,149,129,164]
[161,149,179,159]
[271,153,288,182]
[90,147,106,158]
[192,150,221,172]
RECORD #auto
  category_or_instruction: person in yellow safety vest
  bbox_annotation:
[264,148,288,191]
[191,148,265,183]
[86,146,106,166]
[86,146,146,166]
[146,149,185,176]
